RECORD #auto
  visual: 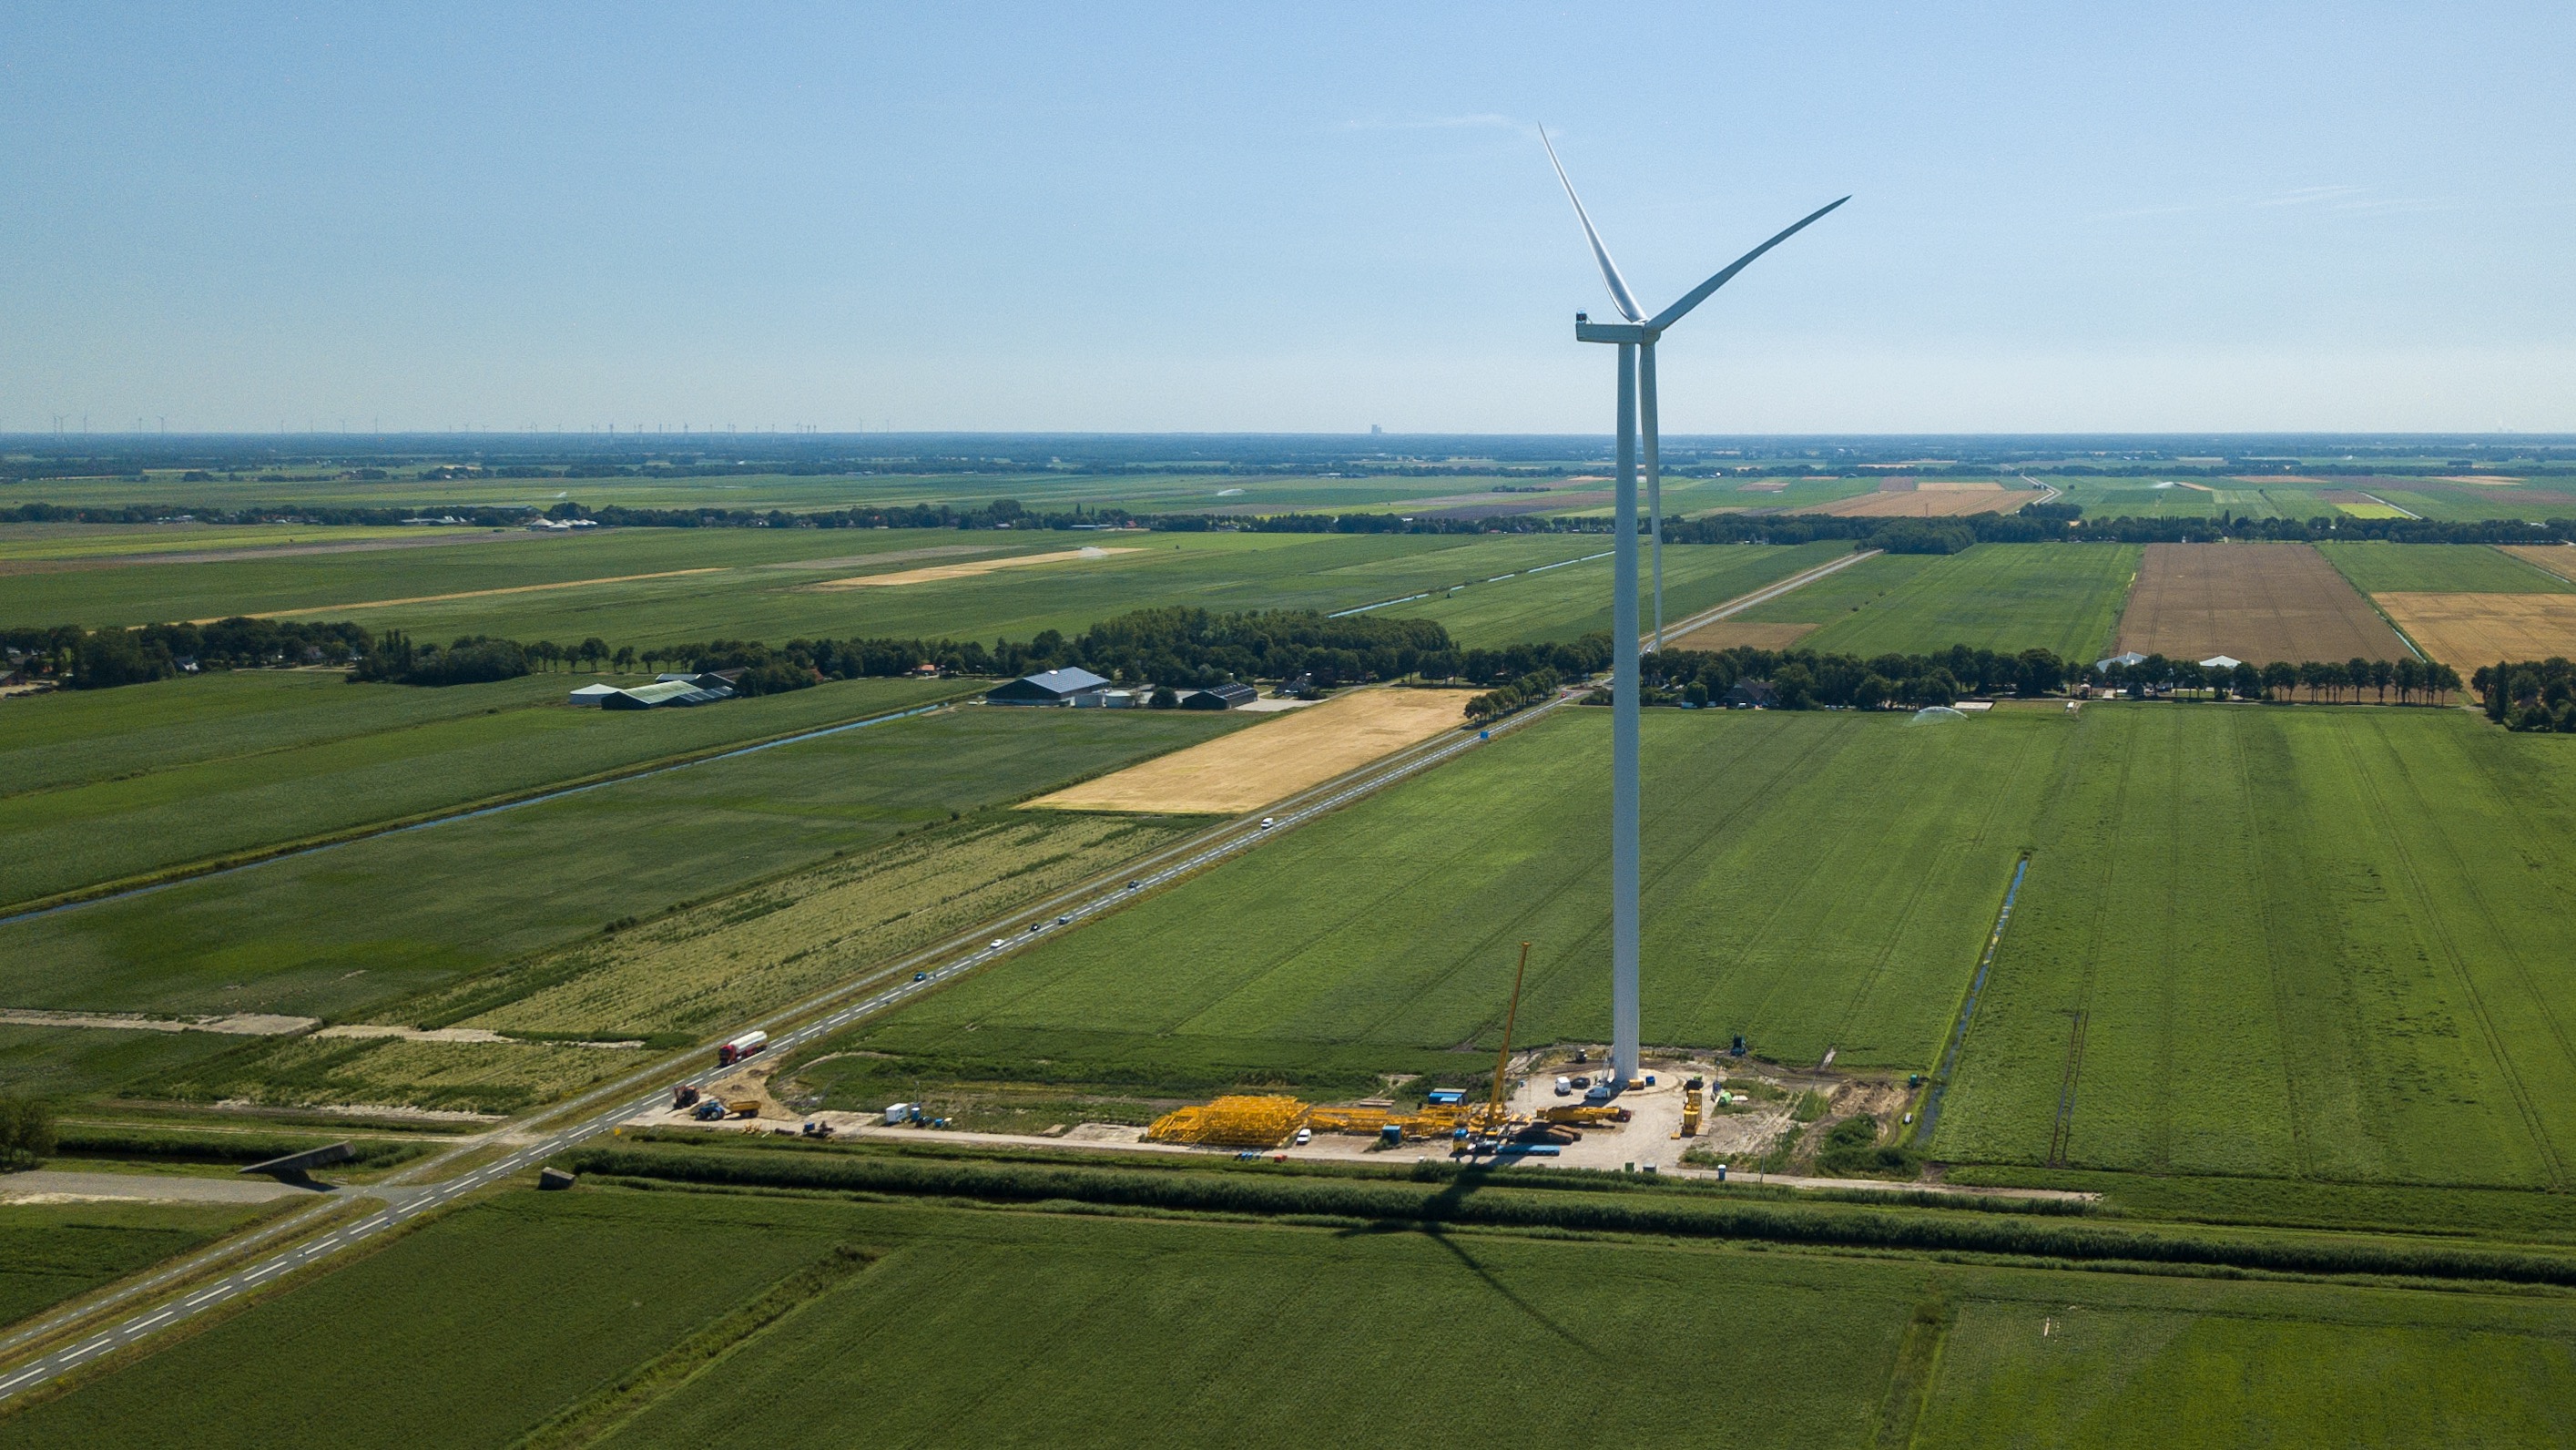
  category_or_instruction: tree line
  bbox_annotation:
[1634,644,2459,711]
[7,608,1593,698]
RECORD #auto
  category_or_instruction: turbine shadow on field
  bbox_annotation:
[1337,1175,1606,1359]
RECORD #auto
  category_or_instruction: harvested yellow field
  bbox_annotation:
[810,546,1137,588]
[2504,546,2576,584]
[1028,688,1471,814]
[2375,593,2576,669]
[1665,619,1818,652]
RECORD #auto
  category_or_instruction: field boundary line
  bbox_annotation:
[1911,851,2031,1149]
[186,566,732,622]
[0,690,976,925]
[2046,1010,2089,1169]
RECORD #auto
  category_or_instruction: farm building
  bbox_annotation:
[1180,682,1258,710]
[986,667,1109,706]
[2199,654,2244,670]
[1724,680,1778,709]
[566,682,625,707]
[657,669,742,695]
[599,680,728,710]
[2093,650,2149,672]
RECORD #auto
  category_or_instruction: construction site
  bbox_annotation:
[635,943,1901,1181]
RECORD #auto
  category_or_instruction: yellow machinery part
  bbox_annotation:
[1143,1095,1311,1148]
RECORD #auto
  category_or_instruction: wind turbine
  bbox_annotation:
[1540,128,1845,1081]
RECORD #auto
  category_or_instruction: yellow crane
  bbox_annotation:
[1485,941,1532,1126]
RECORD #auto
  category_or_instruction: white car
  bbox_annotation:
[990,939,1005,949]
[1259,817,1277,830]
[1292,1127,1312,1146]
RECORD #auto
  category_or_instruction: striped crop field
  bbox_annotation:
[1933,705,2576,1189]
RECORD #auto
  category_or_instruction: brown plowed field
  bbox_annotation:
[1024,687,1471,814]
[1793,484,2026,518]
[2375,594,2576,669]
[1665,620,1818,652]
[2505,546,2576,584]
[2117,543,2408,662]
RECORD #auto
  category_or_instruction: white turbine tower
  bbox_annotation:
[1541,130,1846,1081]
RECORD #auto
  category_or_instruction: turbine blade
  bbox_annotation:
[1648,196,1849,332]
[1539,128,1644,322]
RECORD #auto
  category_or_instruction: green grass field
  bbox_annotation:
[1933,706,2576,1190]
[0,672,960,908]
[1803,544,2138,659]
[0,522,451,562]
[1380,540,1845,646]
[1716,544,2138,661]
[0,708,1242,1040]
[0,526,1622,648]
[0,1190,850,1447]
[0,467,1507,517]
[841,708,2062,1090]
[2319,542,2576,595]
[14,1183,2576,1447]
[0,1200,279,1330]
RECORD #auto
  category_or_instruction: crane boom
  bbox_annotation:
[1488,942,1532,1118]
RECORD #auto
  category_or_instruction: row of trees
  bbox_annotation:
[2098,654,2461,704]
[1634,644,2462,712]
[682,610,1598,695]
[1465,668,1563,724]
[2476,659,2576,731]
[3,618,372,689]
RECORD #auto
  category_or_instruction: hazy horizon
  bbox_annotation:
[6,3,2571,434]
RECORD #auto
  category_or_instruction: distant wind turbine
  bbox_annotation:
[1540,128,1846,1081]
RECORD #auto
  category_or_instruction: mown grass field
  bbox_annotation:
[1724,544,2139,659]
[0,672,960,908]
[14,1183,2576,1447]
[0,1200,279,1330]
[842,708,2062,1091]
[0,526,1618,648]
[1380,540,1845,646]
[163,812,1214,1115]
[1933,706,2576,1190]
[2319,541,2576,596]
[0,709,1241,1056]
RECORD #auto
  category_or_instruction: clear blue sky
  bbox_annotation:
[4,3,2570,434]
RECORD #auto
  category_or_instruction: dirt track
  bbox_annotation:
[2117,543,2408,662]
[1024,688,1472,814]
[809,546,1135,588]
[2376,593,2576,669]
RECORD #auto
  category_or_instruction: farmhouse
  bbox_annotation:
[567,682,624,707]
[985,667,1110,706]
[1724,680,1779,709]
[1179,682,1257,710]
